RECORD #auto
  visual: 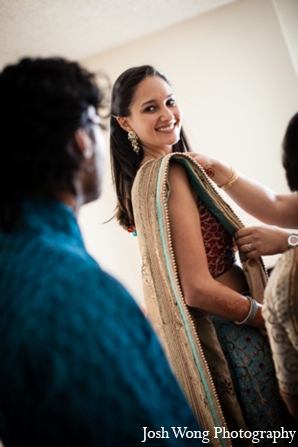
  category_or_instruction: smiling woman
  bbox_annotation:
[110,65,191,230]
[110,65,298,445]
[117,75,182,161]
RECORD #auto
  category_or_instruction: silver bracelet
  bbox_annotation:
[235,296,257,325]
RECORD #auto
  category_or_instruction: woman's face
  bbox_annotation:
[121,75,182,155]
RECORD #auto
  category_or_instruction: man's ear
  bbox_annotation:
[117,117,132,132]
[73,128,93,159]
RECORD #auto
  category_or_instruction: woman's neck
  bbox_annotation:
[141,144,172,165]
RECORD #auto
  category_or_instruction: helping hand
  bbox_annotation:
[235,225,291,258]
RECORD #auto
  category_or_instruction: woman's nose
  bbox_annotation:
[160,105,174,121]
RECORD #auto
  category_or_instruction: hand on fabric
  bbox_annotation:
[189,154,298,228]
[235,225,291,258]
[167,161,265,329]
[188,153,234,187]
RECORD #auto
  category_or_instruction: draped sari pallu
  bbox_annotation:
[132,153,268,447]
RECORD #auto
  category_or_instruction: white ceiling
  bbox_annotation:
[0,0,239,70]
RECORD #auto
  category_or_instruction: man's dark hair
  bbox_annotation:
[0,57,103,231]
[282,112,298,192]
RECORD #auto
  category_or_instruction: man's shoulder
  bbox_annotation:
[1,229,129,301]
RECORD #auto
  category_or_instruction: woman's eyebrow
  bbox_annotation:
[140,93,173,107]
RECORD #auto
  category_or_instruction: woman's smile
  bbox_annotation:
[155,121,177,133]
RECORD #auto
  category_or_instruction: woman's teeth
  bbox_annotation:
[158,123,175,132]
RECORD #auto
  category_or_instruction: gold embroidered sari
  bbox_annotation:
[132,153,270,446]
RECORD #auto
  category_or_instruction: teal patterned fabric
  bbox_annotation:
[211,315,298,446]
[0,198,203,447]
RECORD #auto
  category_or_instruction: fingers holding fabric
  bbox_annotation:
[244,243,253,253]
[235,225,291,258]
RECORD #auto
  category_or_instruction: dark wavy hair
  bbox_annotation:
[110,65,192,230]
[0,57,104,231]
[282,112,298,192]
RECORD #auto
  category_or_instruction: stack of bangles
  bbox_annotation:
[235,296,258,325]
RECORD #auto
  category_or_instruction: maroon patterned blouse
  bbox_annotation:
[197,200,236,278]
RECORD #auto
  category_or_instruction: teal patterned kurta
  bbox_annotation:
[0,198,203,447]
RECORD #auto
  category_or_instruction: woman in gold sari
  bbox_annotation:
[110,65,297,446]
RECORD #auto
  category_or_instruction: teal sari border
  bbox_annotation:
[156,156,226,443]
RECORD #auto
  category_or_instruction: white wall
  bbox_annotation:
[273,0,298,77]
[78,0,298,304]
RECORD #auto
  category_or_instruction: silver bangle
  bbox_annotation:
[235,296,257,325]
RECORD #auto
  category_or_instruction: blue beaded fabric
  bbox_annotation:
[0,198,203,447]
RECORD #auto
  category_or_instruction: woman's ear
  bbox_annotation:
[117,117,132,132]
[73,128,93,159]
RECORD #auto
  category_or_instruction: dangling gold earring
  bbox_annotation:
[128,130,140,154]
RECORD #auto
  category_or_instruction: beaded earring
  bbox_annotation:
[128,130,140,154]
[127,226,137,237]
